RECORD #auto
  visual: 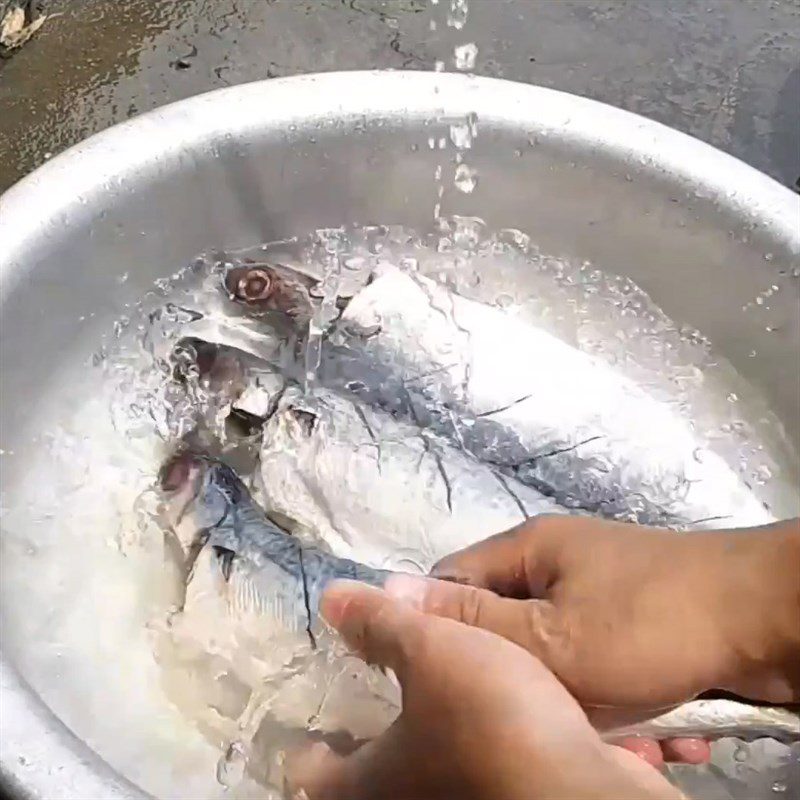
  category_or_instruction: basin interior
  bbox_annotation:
[1,74,798,799]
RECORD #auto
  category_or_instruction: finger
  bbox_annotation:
[384,573,558,656]
[320,579,422,679]
[286,728,411,800]
[286,742,346,800]
[660,738,711,764]
[612,736,665,768]
[430,514,578,597]
[606,746,687,799]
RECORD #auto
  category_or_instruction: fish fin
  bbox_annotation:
[213,546,235,582]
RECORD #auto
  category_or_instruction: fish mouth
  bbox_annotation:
[158,451,213,558]
[159,451,204,493]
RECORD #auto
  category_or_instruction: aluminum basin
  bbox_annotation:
[0,71,798,800]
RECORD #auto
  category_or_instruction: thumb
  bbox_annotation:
[383,573,559,657]
[285,728,409,800]
[285,742,345,800]
[320,579,425,680]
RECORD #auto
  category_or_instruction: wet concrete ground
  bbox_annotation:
[0,0,798,195]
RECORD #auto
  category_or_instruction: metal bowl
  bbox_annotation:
[1,71,798,800]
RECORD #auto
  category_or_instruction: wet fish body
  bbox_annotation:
[259,385,562,570]
[161,450,798,745]
[161,453,390,632]
[317,265,772,529]
[220,260,773,528]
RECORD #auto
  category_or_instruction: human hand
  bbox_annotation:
[287,580,683,800]
[391,515,800,765]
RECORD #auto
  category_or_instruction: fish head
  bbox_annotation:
[172,337,248,400]
[222,262,318,323]
[159,452,244,556]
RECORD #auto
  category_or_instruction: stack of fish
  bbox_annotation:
[155,260,797,778]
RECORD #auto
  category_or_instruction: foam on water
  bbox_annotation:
[1,220,798,798]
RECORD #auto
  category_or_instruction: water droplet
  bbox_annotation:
[217,741,247,788]
[454,163,478,193]
[771,781,786,793]
[495,293,514,309]
[764,253,774,262]
[755,464,773,484]
[449,121,474,149]
[447,0,469,29]
[453,42,478,71]
[727,392,738,402]
[464,272,481,287]
[693,447,705,463]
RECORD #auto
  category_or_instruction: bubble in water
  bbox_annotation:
[434,59,445,72]
[733,743,748,762]
[453,43,478,71]
[495,293,514,309]
[755,464,773,484]
[449,122,473,150]
[454,163,478,193]
[772,781,786,793]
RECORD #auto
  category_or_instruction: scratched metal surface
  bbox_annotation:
[0,0,798,194]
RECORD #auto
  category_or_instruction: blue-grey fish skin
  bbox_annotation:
[198,459,391,624]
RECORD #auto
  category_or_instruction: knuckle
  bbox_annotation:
[457,585,485,628]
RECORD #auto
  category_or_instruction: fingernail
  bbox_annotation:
[383,573,430,608]
[429,559,471,583]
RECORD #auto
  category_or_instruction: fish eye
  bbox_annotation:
[225,266,274,304]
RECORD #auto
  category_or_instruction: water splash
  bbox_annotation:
[447,0,468,29]
[453,42,478,71]
[454,162,478,193]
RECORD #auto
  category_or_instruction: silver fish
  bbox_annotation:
[158,451,402,754]
[160,451,391,629]
[259,385,562,571]
[331,265,778,529]
[159,448,798,745]
[227,260,776,530]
